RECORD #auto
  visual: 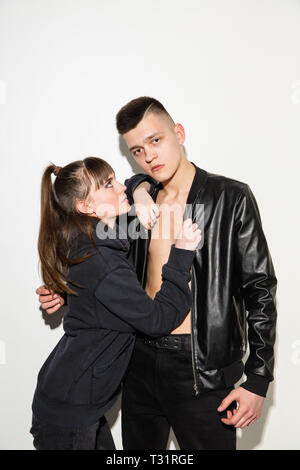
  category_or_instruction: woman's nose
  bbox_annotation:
[117,182,126,193]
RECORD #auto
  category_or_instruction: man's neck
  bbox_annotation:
[160,158,195,199]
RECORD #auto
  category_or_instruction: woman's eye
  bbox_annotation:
[133,149,141,156]
[105,181,113,188]
[153,138,160,144]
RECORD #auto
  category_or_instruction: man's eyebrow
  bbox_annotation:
[129,133,162,152]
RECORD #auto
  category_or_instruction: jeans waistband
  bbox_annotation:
[139,334,191,351]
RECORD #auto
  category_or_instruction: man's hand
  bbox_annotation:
[36,285,65,314]
[217,386,264,428]
[133,182,160,230]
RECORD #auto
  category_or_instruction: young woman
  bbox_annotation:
[30,156,201,450]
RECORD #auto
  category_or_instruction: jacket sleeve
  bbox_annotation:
[124,173,158,205]
[234,185,277,397]
[94,245,195,337]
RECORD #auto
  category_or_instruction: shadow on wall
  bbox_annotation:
[118,135,145,176]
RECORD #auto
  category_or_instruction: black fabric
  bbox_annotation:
[122,336,236,450]
[30,415,115,450]
[32,219,196,428]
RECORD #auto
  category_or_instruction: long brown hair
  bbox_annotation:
[38,156,114,296]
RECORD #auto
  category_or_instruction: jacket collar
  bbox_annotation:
[187,162,208,204]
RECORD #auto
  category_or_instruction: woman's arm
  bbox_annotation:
[124,173,157,205]
[94,244,194,337]
[125,174,160,230]
[94,219,201,337]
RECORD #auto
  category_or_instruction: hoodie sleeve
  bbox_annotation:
[94,245,195,337]
[124,173,158,205]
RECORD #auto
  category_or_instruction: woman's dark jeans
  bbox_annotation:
[30,415,116,450]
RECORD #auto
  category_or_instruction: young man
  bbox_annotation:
[37,97,277,450]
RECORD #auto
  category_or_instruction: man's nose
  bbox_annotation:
[145,149,157,164]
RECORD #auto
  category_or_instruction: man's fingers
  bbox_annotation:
[247,417,257,427]
[221,407,251,427]
[217,391,237,412]
[241,416,256,429]
[232,412,253,428]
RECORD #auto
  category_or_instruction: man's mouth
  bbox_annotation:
[151,164,165,173]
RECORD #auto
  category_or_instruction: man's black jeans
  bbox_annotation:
[30,415,116,450]
[122,334,236,450]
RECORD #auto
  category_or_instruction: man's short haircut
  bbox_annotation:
[116,96,175,135]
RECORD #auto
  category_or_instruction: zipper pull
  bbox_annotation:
[193,383,199,396]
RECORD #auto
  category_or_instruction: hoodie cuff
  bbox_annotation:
[167,244,196,273]
[240,372,271,398]
[125,174,156,205]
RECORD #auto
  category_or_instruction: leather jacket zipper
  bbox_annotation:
[141,227,150,288]
[190,265,199,396]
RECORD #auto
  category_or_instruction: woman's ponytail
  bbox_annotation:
[38,164,69,295]
[37,157,114,297]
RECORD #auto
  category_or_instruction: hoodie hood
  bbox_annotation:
[69,217,130,259]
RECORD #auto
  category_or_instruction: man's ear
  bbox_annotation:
[174,123,186,145]
[76,199,93,215]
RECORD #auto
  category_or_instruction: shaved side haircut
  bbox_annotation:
[116,96,175,135]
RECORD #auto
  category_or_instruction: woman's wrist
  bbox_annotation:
[133,181,151,198]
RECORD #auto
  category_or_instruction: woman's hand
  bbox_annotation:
[133,182,160,230]
[175,218,201,251]
[36,285,64,314]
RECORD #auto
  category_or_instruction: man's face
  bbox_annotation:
[123,112,185,182]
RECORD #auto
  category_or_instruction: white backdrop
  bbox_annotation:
[0,0,299,450]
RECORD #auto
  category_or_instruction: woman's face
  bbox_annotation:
[88,172,130,222]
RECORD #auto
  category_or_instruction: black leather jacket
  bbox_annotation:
[124,163,277,397]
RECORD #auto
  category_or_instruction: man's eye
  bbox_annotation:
[133,149,142,156]
[153,138,160,144]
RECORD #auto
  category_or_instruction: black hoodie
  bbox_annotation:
[32,218,195,427]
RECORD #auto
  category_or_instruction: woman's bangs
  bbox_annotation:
[84,157,114,191]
